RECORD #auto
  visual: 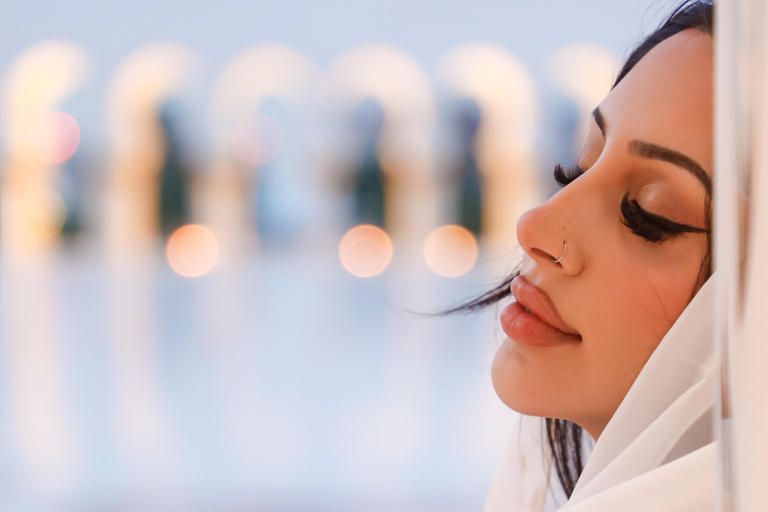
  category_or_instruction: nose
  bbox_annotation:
[516,194,585,276]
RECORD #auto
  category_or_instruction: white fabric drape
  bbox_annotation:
[563,277,716,510]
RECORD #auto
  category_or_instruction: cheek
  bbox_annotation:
[585,242,704,378]
[615,242,705,325]
[572,238,706,400]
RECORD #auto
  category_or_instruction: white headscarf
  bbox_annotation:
[483,275,717,512]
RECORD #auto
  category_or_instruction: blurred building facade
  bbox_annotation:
[0,0,674,509]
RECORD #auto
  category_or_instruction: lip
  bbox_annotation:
[500,275,581,347]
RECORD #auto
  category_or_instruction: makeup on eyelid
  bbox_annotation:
[635,183,704,227]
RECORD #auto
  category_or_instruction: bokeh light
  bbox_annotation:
[166,224,220,277]
[339,225,393,278]
[423,225,478,277]
[36,112,80,164]
[20,188,67,240]
[231,114,284,165]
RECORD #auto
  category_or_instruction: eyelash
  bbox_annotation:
[553,164,706,243]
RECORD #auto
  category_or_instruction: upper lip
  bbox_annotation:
[511,275,580,336]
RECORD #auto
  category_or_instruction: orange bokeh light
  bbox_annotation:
[36,112,80,164]
[231,114,284,166]
[339,225,393,278]
[166,224,220,277]
[423,225,478,277]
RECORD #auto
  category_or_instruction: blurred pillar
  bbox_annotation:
[157,99,193,237]
[453,98,484,236]
[0,39,88,490]
[103,43,198,469]
[349,98,387,228]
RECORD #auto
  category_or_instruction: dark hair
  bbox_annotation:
[448,0,714,499]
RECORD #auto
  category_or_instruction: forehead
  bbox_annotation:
[599,29,714,174]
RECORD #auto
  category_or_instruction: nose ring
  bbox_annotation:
[553,242,567,263]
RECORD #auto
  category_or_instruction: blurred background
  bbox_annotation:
[0,1,679,510]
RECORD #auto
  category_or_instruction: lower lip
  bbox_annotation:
[500,301,582,347]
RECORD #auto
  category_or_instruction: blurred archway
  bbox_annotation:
[208,44,318,260]
[437,43,540,256]
[328,44,438,264]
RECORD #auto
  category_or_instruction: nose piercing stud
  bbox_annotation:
[553,242,567,263]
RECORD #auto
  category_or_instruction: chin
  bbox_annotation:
[491,340,550,417]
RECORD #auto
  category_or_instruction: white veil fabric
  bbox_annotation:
[483,275,717,512]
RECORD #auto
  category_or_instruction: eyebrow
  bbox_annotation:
[591,107,712,197]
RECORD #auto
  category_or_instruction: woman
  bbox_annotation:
[457,2,718,510]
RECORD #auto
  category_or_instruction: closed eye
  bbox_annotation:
[620,192,709,243]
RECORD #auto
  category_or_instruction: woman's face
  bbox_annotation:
[493,29,714,439]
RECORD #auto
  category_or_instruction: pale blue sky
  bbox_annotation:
[2,0,679,72]
[0,0,680,150]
